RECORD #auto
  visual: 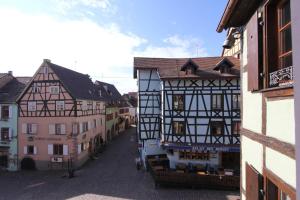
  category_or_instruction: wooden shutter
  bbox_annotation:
[49,124,55,135]
[88,121,92,130]
[22,123,27,134]
[79,123,83,133]
[63,145,68,155]
[8,106,12,118]
[8,128,12,140]
[61,124,66,135]
[247,11,260,91]
[78,144,81,154]
[34,146,37,155]
[24,146,27,154]
[246,163,264,200]
[48,144,53,155]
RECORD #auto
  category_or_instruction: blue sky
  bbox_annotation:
[0,0,228,93]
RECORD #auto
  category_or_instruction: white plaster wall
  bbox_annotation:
[266,98,295,144]
[242,29,263,133]
[266,147,296,188]
[241,135,263,191]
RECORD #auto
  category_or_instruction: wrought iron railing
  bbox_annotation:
[269,66,293,87]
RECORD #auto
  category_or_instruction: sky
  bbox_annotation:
[0,0,228,94]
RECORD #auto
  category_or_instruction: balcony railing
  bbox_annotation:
[269,66,293,87]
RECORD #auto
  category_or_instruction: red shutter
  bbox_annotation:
[246,163,263,200]
[247,12,259,91]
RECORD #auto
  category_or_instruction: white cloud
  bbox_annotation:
[0,8,207,94]
[135,35,208,58]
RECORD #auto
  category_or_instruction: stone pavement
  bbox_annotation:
[0,127,240,200]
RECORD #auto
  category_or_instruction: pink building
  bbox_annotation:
[18,59,106,170]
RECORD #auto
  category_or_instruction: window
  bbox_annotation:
[248,0,293,90]
[28,102,36,111]
[278,0,292,69]
[232,94,240,109]
[1,105,9,119]
[232,121,241,135]
[50,86,59,94]
[32,83,40,93]
[56,101,65,111]
[212,94,223,110]
[210,121,224,135]
[1,128,9,141]
[81,101,88,110]
[24,123,37,134]
[82,122,88,132]
[44,66,48,75]
[172,121,185,135]
[53,144,63,155]
[93,119,97,128]
[27,145,34,155]
[173,95,184,111]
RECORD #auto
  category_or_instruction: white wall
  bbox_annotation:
[241,136,263,192]
[266,98,295,144]
[266,147,296,188]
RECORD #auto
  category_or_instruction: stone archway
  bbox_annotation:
[21,157,36,170]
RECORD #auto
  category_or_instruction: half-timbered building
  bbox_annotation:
[217,0,296,199]
[94,81,122,142]
[134,56,241,170]
[17,59,105,170]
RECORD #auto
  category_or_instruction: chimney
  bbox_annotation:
[8,71,12,75]
[43,59,51,63]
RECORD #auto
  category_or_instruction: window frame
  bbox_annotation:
[211,94,223,110]
[172,121,186,135]
[173,94,185,111]
[210,121,224,136]
[232,121,241,135]
[28,101,37,112]
[56,101,65,111]
[53,144,63,156]
[0,127,10,141]
[27,145,35,155]
[1,105,9,119]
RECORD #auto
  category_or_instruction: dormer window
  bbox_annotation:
[214,57,234,74]
[99,90,102,97]
[180,59,198,75]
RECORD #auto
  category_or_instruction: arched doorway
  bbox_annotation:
[21,157,36,170]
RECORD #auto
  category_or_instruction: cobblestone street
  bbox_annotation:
[0,127,240,200]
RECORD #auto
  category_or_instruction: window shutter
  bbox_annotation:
[8,106,12,118]
[49,124,55,135]
[246,163,264,200]
[88,121,92,130]
[247,12,260,91]
[48,144,53,155]
[78,144,81,154]
[22,123,27,134]
[80,123,83,133]
[61,124,66,135]
[34,146,37,155]
[8,128,12,140]
[63,145,68,155]
[24,146,27,154]
[32,124,37,134]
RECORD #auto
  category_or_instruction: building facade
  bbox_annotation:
[0,73,28,171]
[94,81,122,142]
[134,57,241,170]
[18,60,105,170]
[218,0,296,199]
